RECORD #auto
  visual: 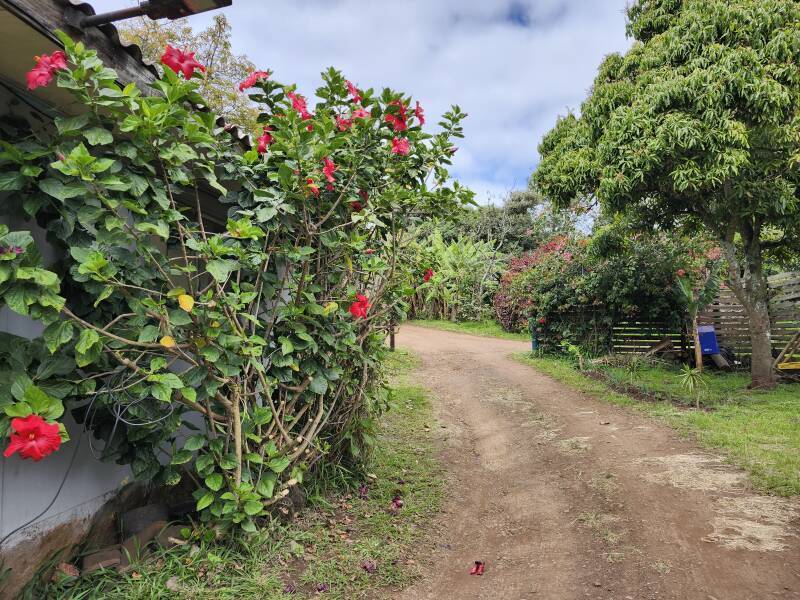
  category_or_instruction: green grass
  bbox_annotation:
[38,350,442,600]
[408,319,530,342]
[514,353,800,497]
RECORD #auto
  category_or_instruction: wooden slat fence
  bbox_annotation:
[613,271,800,359]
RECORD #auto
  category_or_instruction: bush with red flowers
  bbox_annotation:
[0,31,471,530]
[494,222,707,354]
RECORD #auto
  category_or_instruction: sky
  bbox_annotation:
[101,0,632,204]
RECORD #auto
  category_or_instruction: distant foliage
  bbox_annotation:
[494,224,704,354]
[409,231,503,322]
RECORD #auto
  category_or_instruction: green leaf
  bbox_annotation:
[4,402,32,418]
[240,517,257,533]
[149,382,172,402]
[55,113,90,134]
[309,374,328,395]
[75,328,100,355]
[23,385,57,415]
[206,259,237,282]
[39,178,86,201]
[196,492,214,511]
[0,172,26,191]
[184,434,206,452]
[256,475,276,498]
[168,309,193,326]
[43,320,74,353]
[243,500,262,516]
[205,473,223,491]
[83,127,113,146]
[136,221,170,240]
[171,449,193,465]
[138,325,160,343]
[280,336,294,355]
[268,456,291,474]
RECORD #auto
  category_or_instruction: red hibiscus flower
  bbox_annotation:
[677,269,686,277]
[286,91,313,120]
[423,268,434,282]
[26,51,68,90]
[322,157,336,184]
[336,115,353,131]
[345,79,362,103]
[306,178,320,197]
[414,101,425,125]
[391,137,410,155]
[352,107,371,120]
[349,294,370,319]
[238,70,270,92]
[385,100,408,132]
[256,126,274,154]
[161,45,205,79]
[365,248,375,255]
[3,415,61,461]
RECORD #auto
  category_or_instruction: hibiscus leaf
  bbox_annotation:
[268,455,291,474]
[171,449,193,465]
[206,259,237,282]
[205,473,223,491]
[83,127,113,146]
[243,500,262,516]
[184,434,206,452]
[256,474,276,499]
[196,492,214,511]
[4,402,32,418]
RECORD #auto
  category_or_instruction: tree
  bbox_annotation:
[534,0,800,388]
[118,14,259,132]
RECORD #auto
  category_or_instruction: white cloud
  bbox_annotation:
[102,0,631,203]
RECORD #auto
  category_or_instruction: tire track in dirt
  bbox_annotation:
[395,326,800,600]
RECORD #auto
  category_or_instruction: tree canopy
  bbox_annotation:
[534,0,800,388]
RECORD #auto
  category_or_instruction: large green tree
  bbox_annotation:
[534,0,800,388]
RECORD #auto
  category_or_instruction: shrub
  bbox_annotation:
[0,32,471,530]
[494,225,703,354]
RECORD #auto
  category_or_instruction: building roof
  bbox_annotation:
[0,0,249,144]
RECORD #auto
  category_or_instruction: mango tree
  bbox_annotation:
[534,0,800,388]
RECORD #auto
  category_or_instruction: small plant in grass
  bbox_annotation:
[560,340,585,371]
[677,365,708,408]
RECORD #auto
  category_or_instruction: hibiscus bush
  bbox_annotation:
[494,224,697,354]
[0,31,470,530]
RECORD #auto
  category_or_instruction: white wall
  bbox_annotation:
[0,214,131,550]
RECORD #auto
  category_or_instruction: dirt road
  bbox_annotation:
[395,325,800,600]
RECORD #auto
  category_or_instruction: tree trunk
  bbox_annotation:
[692,316,703,372]
[748,296,775,389]
[720,220,776,389]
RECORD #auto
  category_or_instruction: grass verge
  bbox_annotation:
[39,350,442,600]
[514,353,800,497]
[408,319,530,342]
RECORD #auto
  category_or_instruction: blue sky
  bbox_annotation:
[102,0,631,203]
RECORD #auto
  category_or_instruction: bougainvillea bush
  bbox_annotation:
[494,222,707,354]
[0,32,470,530]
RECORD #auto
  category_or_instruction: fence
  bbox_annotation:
[612,271,800,358]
